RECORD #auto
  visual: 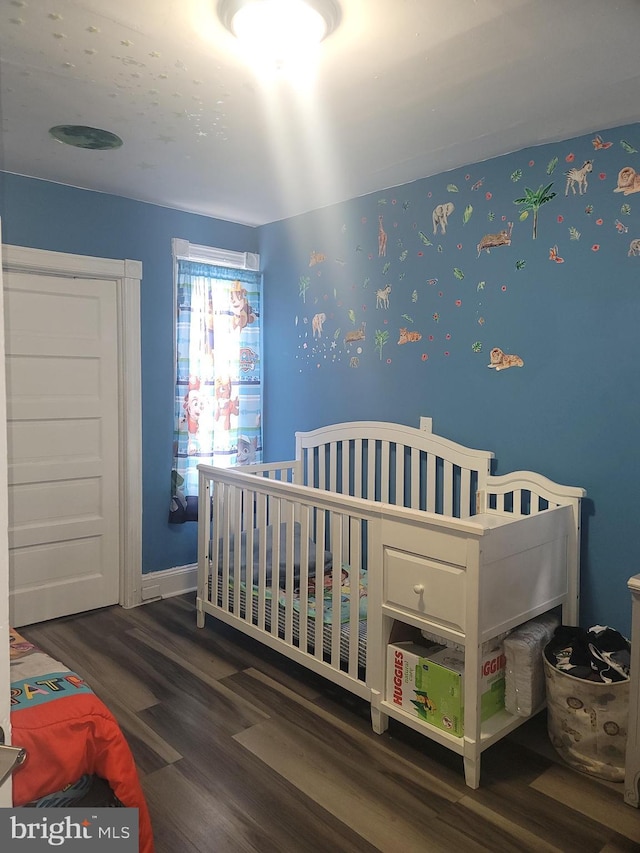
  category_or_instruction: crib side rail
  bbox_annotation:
[199,459,301,483]
[197,464,382,690]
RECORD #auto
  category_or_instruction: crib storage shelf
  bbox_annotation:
[376,697,546,755]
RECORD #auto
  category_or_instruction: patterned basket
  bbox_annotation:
[543,655,629,781]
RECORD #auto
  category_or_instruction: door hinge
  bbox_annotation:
[0,727,27,786]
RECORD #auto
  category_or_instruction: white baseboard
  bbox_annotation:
[140,563,197,603]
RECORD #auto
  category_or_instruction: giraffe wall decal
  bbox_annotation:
[378,215,387,257]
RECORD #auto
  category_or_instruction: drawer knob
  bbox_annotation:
[413,583,425,595]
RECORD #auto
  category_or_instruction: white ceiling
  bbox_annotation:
[1,0,640,227]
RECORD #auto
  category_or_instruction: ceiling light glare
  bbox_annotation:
[218,0,341,70]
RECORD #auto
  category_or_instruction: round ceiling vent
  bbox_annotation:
[48,125,123,150]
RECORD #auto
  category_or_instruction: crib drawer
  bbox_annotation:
[383,548,466,631]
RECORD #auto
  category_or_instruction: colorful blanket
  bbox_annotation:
[286,566,368,624]
[10,629,154,853]
[227,565,368,624]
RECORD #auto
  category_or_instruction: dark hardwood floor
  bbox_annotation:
[21,595,640,853]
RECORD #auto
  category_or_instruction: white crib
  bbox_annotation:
[196,417,585,788]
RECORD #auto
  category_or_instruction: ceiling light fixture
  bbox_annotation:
[217,0,341,69]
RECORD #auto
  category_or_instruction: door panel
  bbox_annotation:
[5,272,119,626]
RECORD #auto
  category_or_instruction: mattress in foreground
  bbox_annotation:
[10,628,154,853]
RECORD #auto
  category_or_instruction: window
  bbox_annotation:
[169,239,262,523]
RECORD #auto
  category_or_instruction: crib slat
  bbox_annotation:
[255,491,268,629]
[298,506,311,653]
[512,489,522,516]
[442,460,453,517]
[341,440,350,495]
[395,443,404,507]
[269,499,281,640]
[330,513,344,667]
[218,483,230,611]
[380,441,390,503]
[367,440,375,502]
[318,445,327,491]
[410,447,420,509]
[329,442,338,493]
[242,488,254,626]
[426,453,436,512]
[313,509,326,663]
[231,486,243,619]
[209,477,219,608]
[223,484,231,610]
[304,448,313,489]
[282,502,295,646]
[348,516,362,678]
[460,468,471,519]
[354,439,363,498]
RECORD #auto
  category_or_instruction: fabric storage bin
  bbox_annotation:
[543,655,629,781]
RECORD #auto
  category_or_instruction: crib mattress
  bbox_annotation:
[211,575,367,670]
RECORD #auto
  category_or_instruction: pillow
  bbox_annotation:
[218,521,333,586]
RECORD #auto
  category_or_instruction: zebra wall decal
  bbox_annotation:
[565,160,593,195]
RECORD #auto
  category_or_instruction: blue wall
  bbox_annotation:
[2,122,639,634]
[259,124,640,635]
[0,172,258,574]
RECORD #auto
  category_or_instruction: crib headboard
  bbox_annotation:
[295,417,586,522]
[295,418,494,519]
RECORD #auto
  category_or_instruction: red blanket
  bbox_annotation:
[10,629,154,853]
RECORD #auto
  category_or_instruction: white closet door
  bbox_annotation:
[5,270,120,626]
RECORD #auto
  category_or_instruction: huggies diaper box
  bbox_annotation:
[387,641,506,736]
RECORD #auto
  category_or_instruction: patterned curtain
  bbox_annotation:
[169,260,262,523]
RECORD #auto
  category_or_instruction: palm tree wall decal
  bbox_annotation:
[374,329,389,360]
[298,275,310,303]
[514,182,556,239]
